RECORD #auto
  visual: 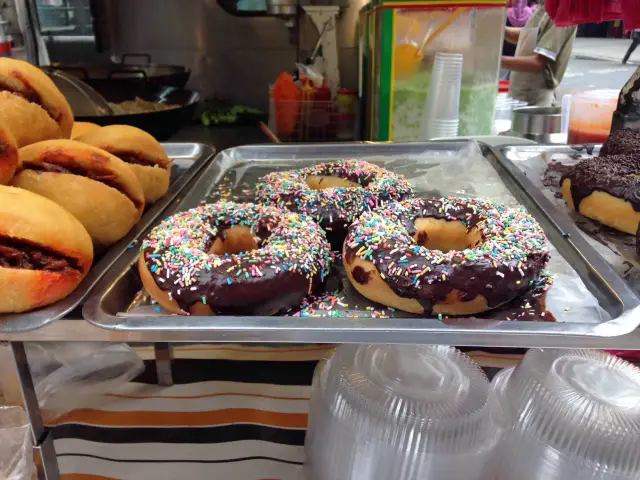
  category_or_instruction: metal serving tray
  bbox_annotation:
[83,142,640,346]
[0,143,215,333]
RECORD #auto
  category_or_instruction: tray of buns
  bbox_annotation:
[501,137,640,294]
[80,141,640,347]
[0,142,215,332]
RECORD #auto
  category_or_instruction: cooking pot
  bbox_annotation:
[506,106,566,144]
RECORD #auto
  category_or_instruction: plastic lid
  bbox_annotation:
[501,349,640,477]
[318,345,498,454]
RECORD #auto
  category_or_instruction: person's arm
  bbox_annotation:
[504,26,521,44]
[501,53,547,73]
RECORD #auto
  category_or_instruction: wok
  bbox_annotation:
[48,53,190,99]
[76,85,200,141]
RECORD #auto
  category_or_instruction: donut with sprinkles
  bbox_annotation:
[255,159,413,249]
[343,197,550,316]
[139,201,333,315]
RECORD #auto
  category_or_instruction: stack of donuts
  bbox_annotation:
[141,156,552,317]
[0,58,173,313]
[561,128,640,248]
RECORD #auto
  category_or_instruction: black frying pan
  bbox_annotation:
[49,54,190,99]
[76,85,200,141]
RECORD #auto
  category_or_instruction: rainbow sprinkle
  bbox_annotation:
[345,196,551,309]
[255,159,413,229]
[141,201,333,313]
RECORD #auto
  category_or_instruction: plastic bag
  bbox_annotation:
[0,407,34,480]
[0,343,144,420]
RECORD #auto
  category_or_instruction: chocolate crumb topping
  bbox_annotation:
[600,128,640,157]
[562,154,640,211]
[0,235,82,272]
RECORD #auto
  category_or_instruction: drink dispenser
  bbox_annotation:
[359,0,506,141]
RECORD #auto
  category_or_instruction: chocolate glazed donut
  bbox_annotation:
[343,197,550,316]
[0,186,93,313]
[561,154,640,235]
[11,140,145,247]
[139,201,333,315]
[255,159,413,250]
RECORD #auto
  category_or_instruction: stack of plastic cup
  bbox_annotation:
[489,349,640,480]
[421,53,463,140]
[305,345,502,480]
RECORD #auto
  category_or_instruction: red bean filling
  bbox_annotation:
[0,72,63,123]
[0,235,82,272]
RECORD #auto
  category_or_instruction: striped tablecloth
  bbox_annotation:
[49,344,521,480]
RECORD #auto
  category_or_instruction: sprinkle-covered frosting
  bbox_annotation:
[141,201,333,314]
[255,159,413,248]
[344,197,551,313]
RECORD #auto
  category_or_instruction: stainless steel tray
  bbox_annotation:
[0,143,215,333]
[82,142,640,346]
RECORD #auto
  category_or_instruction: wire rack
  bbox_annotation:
[269,98,342,142]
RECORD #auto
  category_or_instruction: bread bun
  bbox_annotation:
[0,186,93,312]
[77,125,171,204]
[0,120,18,184]
[0,91,63,147]
[12,140,145,247]
[71,121,100,139]
[0,58,73,139]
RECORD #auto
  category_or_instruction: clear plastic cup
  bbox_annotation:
[427,119,459,139]
[422,53,463,139]
[490,349,640,480]
[306,345,502,480]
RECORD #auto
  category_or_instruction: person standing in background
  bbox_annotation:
[503,0,535,57]
[501,0,577,106]
[622,29,640,64]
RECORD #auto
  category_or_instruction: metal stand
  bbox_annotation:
[11,342,60,480]
[154,342,174,386]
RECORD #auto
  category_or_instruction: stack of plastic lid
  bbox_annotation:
[489,349,640,480]
[305,345,502,480]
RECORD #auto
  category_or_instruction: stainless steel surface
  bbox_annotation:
[11,343,44,444]
[509,106,565,144]
[267,0,297,17]
[33,433,60,480]
[0,143,215,334]
[12,342,60,480]
[79,142,640,347]
[154,343,174,386]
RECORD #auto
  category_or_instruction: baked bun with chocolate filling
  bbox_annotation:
[0,186,93,313]
[0,120,18,184]
[71,121,100,139]
[77,125,170,204]
[0,58,73,146]
[561,154,640,235]
[11,140,145,247]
